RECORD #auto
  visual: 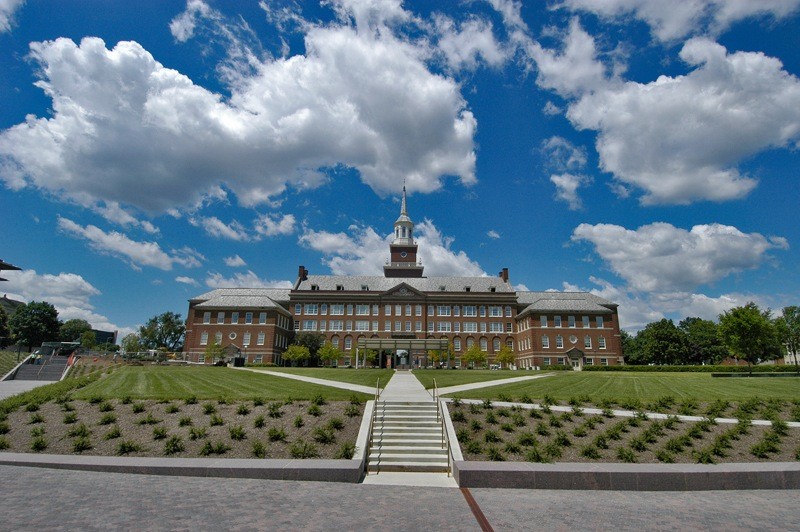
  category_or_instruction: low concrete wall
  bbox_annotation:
[0,453,363,483]
[454,461,800,490]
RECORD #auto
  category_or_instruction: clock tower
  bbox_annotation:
[384,185,424,278]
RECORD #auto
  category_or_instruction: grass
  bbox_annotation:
[445,372,800,403]
[254,367,394,388]
[0,351,24,377]
[72,366,372,401]
[413,369,526,389]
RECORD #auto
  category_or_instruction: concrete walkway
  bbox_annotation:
[436,373,554,396]
[234,367,378,395]
[0,380,52,400]
[379,371,432,401]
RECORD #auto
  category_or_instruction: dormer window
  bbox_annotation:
[336,285,344,291]
[464,286,471,292]
[489,287,496,292]
[439,285,446,291]
[361,285,369,291]
[311,285,319,291]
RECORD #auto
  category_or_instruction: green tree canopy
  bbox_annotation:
[362,348,378,367]
[495,344,515,368]
[9,301,60,351]
[318,341,342,366]
[59,318,92,342]
[294,332,325,358]
[121,333,143,354]
[718,302,781,369]
[204,341,226,363]
[0,306,9,347]
[80,330,96,349]
[139,311,185,351]
[678,317,728,365]
[463,343,487,368]
[775,306,800,370]
[637,319,689,365]
[283,344,310,366]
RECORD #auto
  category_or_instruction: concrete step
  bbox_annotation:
[369,446,447,456]
[371,438,443,447]
[368,452,448,463]
[367,461,449,473]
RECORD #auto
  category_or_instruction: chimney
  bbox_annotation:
[298,265,308,281]
[499,268,509,283]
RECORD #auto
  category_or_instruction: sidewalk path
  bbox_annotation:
[380,371,431,401]
[436,373,554,396]
[0,380,52,400]
[234,367,378,395]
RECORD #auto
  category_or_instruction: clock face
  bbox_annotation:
[400,251,408,258]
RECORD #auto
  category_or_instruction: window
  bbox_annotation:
[385,321,392,332]
[601,358,608,366]
[557,357,565,365]
[598,336,606,349]
[583,316,590,328]
[505,306,512,317]
[453,306,461,317]
[257,332,265,345]
[344,337,352,350]
[437,322,451,332]
[385,304,392,316]
[437,305,451,316]
[492,339,500,352]
[373,305,380,316]
[395,320,402,331]
[584,336,592,349]
[480,338,488,351]
[454,322,460,333]
[356,305,369,315]
[243,332,251,346]
[245,312,253,324]
[303,320,317,331]
[311,284,319,291]
[428,305,434,316]
[454,338,462,351]
[259,312,267,324]
[336,285,344,291]
[543,357,551,366]
[217,311,225,324]
[480,323,487,333]
[330,304,344,315]
[346,321,353,331]
[405,321,411,332]
[554,316,562,327]
[568,316,576,328]
[415,321,422,332]
[489,322,503,333]
[319,320,327,331]
[466,337,475,348]
[346,304,353,315]
[294,321,300,331]
[294,304,301,315]
[464,306,477,317]
[215,332,223,344]
[395,304,402,316]
[542,335,549,348]
[415,305,422,316]
[405,305,411,316]
[200,331,208,345]
[427,321,434,332]
[556,335,564,348]
[596,316,604,328]
[489,306,502,317]
[373,321,379,332]
[361,285,369,291]
[585,358,593,366]
[321,304,328,315]
[329,320,343,331]
[506,322,513,333]
[332,336,339,348]
[231,312,239,324]
[463,322,477,333]
[479,306,486,317]
[203,312,211,324]
[355,321,370,331]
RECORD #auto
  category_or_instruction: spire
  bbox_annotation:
[400,183,408,217]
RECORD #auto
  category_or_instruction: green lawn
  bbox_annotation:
[257,367,394,388]
[0,351,24,377]
[412,369,525,390]
[445,371,800,403]
[72,365,371,401]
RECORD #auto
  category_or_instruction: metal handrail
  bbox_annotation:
[366,378,381,474]
[437,397,454,476]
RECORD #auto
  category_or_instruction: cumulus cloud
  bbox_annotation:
[542,136,587,171]
[299,219,485,277]
[0,0,23,33]
[567,39,800,204]
[487,230,501,239]
[558,0,800,42]
[434,15,508,71]
[0,3,476,214]
[550,173,592,210]
[175,276,199,286]
[571,222,788,293]
[204,270,292,289]
[95,201,159,234]
[224,255,247,267]
[58,217,204,271]
[254,213,296,238]
[192,216,249,241]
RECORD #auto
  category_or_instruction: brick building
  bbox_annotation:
[184,188,623,368]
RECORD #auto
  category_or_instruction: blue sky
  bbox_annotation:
[1,0,799,338]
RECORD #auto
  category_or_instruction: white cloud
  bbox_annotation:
[542,136,587,171]
[299,219,486,277]
[175,276,199,286]
[571,221,788,293]
[224,255,247,267]
[254,213,296,238]
[192,216,249,241]
[550,173,592,210]
[0,0,24,33]
[542,101,562,116]
[567,39,800,205]
[58,217,204,271]
[434,15,508,71]
[204,270,292,289]
[487,230,501,239]
[0,5,477,214]
[559,0,800,42]
[169,0,212,42]
[95,201,159,234]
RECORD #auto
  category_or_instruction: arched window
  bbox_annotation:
[480,338,488,351]
[493,338,501,352]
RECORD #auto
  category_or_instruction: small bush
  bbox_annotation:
[293,415,304,428]
[501,423,515,433]
[307,404,322,417]
[601,408,615,418]
[487,446,505,461]
[63,412,78,424]
[457,428,471,443]
[178,416,193,427]
[336,441,356,459]
[311,394,327,406]
[482,399,493,410]
[165,404,180,414]
[694,448,716,464]
[594,434,608,449]
[200,441,231,456]
[138,413,162,426]
[344,405,361,418]
[544,441,562,459]
[184,395,197,405]
[253,397,265,407]
[237,404,251,416]
[535,423,550,437]
[771,419,789,437]
[28,413,44,424]
[98,402,114,412]
[542,394,556,406]
[30,436,48,452]
[617,447,637,463]
[485,411,498,425]
[254,415,266,429]
[252,440,267,458]
[0,422,10,435]
[268,427,287,442]
[519,394,533,404]
[88,395,104,404]
[203,403,217,415]
[103,425,122,440]
[25,403,41,412]
[629,437,648,452]
[99,413,117,425]
[484,430,501,443]
[313,427,336,444]
[153,426,168,440]
[132,403,146,414]
[67,423,91,438]
[560,411,573,423]
[30,427,45,437]
[498,394,512,403]
[164,436,185,455]
[517,432,537,447]
[572,426,587,438]
[209,414,224,426]
[525,446,549,463]
[189,427,208,440]
[229,425,247,441]
[504,442,521,454]
[116,440,142,455]
[465,440,483,454]
[553,430,571,447]
[73,436,92,453]
[61,402,75,412]
[121,396,133,405]
[497,408,510,418]
[548,415,562,428]
[328,418,345,431]
[580,445,601,459]
[0,437,9,450]
[451,410,466,423]
[291,439,319,459]
[655,449,675,463]
[529,408,542,419]
[470,419,483,432]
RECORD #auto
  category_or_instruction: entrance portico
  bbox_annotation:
[356,338,449,369]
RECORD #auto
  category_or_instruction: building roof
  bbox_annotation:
[516,291,617,314]
[295,275,515,293]
[190,288,291,314]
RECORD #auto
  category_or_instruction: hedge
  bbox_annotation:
[582,364,800,373]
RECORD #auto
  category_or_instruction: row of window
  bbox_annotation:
[518,335,607,351]
[518,357,610,368]
[324,334,514,353]
[538,315,605,329]
[198,330,288,348]
[201,311,290,330]
[295,303,514,318]
[297,319,513,333]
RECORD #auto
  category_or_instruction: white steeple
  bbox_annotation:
[392,184,414,245]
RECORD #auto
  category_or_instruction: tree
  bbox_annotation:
[678,317,728,365]
[495,344,515,368]
[775,306,800,372]
[463,343,487,369]
[620,329,646,364]
[139,311,185,351]
[283,344,310,366]
[427,349,442,367]
[718,302,781,371]
[9,301,60,351]
[121,333,143,355]
[60,318,92,342]
[362,348,378,367]
[204,341,226,364]
[294,332,325,365]
[80,330,96,349]
[0,306,9,348]
[637,319,689,365]
[318,341,342,367]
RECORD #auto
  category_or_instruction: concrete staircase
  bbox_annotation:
[368,401,449,473]
[11,356,69,381]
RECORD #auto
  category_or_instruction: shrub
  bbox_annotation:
[328,418,345,431]
[451,410,466,423]
[237,404,250,416]
[584,416,602,430]
[0,437,8,450]
[200,441,230,456]
[63,412,78,424]
[30,427,45,437]
[98,402,114,412]
[694,448,715,464]
[311,394,327,406]
[593,434,608,449]
[457,428,471,443]
[470,420,483,432]
[678,399,698,416]
[548,415,562,428]
[307,404,321,417]
[580,445,601,459]
[482,399,493,410]
[469,403,481,414]
[519,394,533,404]
[116,440,142,455]
[485,411,498,425]
[61,402,75,412]
[542,394,556,406]
[535,423,550,437]
[138,413,162,426]
[336,442,356,459]
[30,436,48,452]
[512,413,526,427]
[501,423,515,433]
[617,447,637,463]
[560,411,573,423]
[73,436,92,453]
[209,414,224,426]
[189,427,208,440]
[655,449,675,463]
[484,430,501,443]
[504,441,521,454]
[572,406,585,417]
[498,394,512,403]
[529,408,542,419]
[178,416,193,427]
[164,436,185,456]
[67,423,91,438]
[121,395,133,405]
[525,446,549,463]
[165,404,180,414]
[772,419,789,437]
[152,426,168,440]
[553,430,571,447]
[517,432,537,447]
[28,413,44,424]
[103,425,122,440]
[88,395,104,404]
[252,440,267,458]
[313,427,336,444]
[268,427,287,442]
[253,397,265,407]
[543,441,562,459]
[203,403,217,415]
[573,426,587,438]
[344,404,361,418]
[465,440,483,455]
[254,415,266,429]
[293,415,304,428]
[229,425,247,441]
[348,394,363,406]
[290,439,319,459]
[629,437,648,452]
[0,422,8,435]
[487,446,505,461]
[132,403,146,414]
[99,413,117,425]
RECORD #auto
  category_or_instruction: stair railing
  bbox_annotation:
[433,378,439,421]
[437,396,454,476]
[366,377,381,474]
